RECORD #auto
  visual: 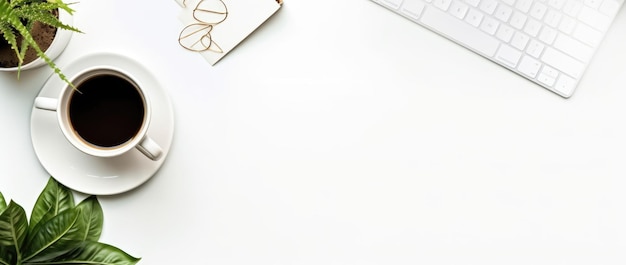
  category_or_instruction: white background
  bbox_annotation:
[2,0,626,264]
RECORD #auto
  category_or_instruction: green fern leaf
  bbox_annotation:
[1,0,82,87]
[0,23,21,64]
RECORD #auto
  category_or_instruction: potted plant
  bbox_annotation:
[0,0,80,85]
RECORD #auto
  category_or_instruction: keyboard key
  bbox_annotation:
[518,55,542,77]
[578,5,611,30]
[523,18,542,37]
[465,0,479,7]
[573,22,602,46]
[526,39,545,58]
[548,0,566,9]
[554,33,594,62]
[496,44,522,67]
[494,4,513,21]
[479,0,498,14]
[381,0,404,9]
[554,75,577,96]
[541,65,559,77]
[433,0,452,10]
[449,1,469,19]
[511,31,530,50]
[530,2,548,20]
[541,46,584,78]
[544,10,563,28]
[510,11,528,29]
[400,0,426,20]
[515,0,533,13]
[480,16,500,35]
[600,0,621,16]
[496,24,515,42]
[563,0,583,16]
[584,0,601,9]
[465,8,484,27]
[538,72,557,86]
[558,16,576,34]
[538,26,558,44]
[420,5,500,57]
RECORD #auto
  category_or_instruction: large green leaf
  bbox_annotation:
[22,208,83,262]
[0,249,13,265]
[0,194,16,265]
[75,196,103,241]
[30,178,75,232]
[44,241,141,265]
[0,201,28,259]
[0,192,6,214]
[0,193,8,264]
[0,240,15,265]
[1,177,139,265]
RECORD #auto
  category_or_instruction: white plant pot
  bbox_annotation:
[0,8,74,72]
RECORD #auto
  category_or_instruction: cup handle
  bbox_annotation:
[136,135,163,161]
[34,97,58,111]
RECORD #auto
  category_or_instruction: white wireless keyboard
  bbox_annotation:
[371,0,624,97]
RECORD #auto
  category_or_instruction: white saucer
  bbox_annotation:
[30,53,174,195]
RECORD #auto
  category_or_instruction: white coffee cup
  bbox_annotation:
[34,68,163,161]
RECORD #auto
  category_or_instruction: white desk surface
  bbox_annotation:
[2,0,626,264]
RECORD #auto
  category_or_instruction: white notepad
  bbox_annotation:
[175,0,282,65]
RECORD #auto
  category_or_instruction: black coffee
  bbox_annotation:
[69,74,145,148]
